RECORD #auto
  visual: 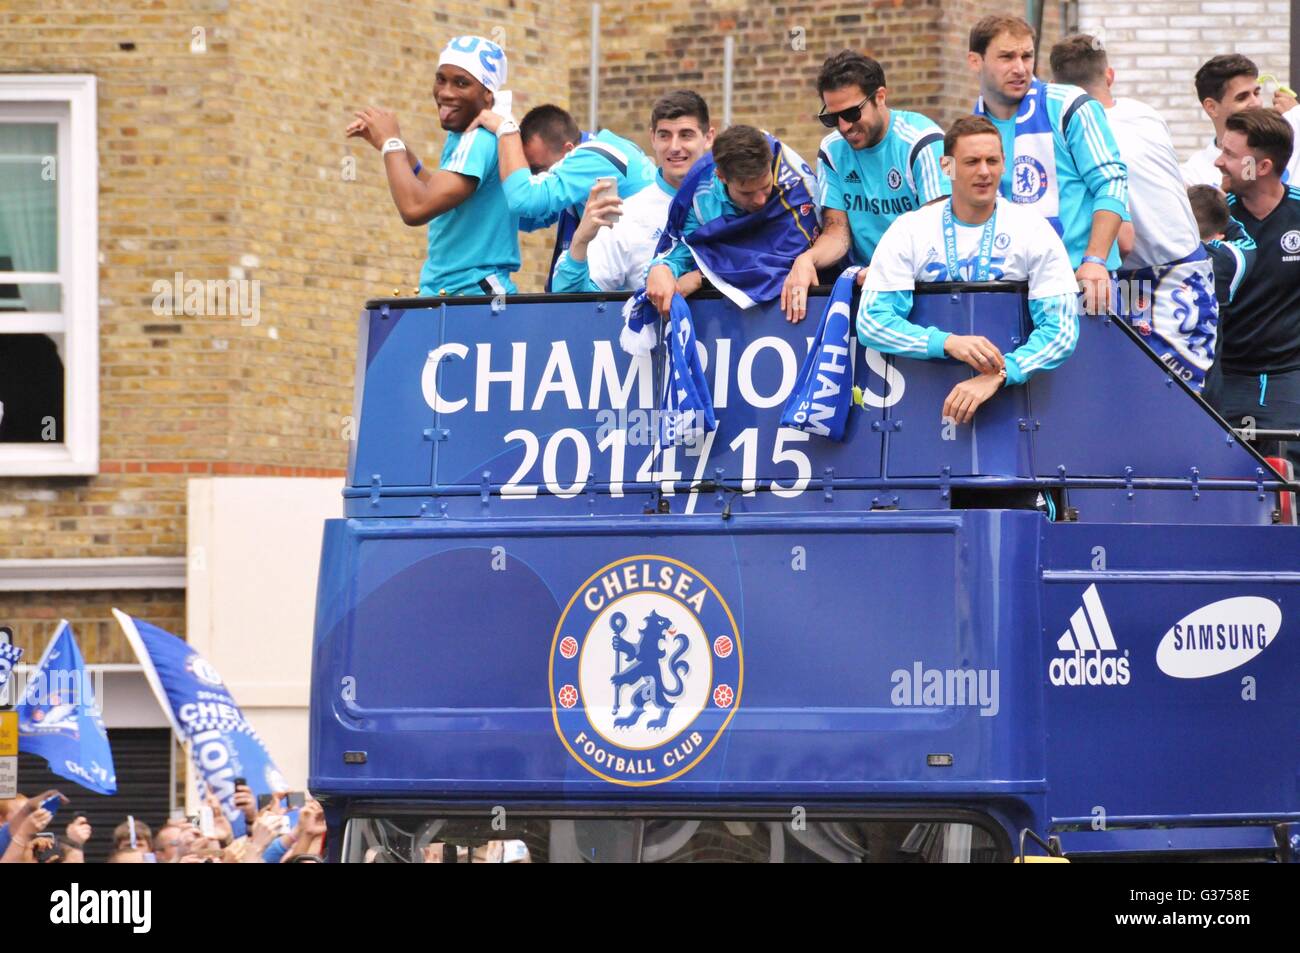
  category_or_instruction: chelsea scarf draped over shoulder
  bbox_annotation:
[975,79,1070,236]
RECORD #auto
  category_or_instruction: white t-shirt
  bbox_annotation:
[583,175,675,291]
[1108,97,1200,268]
[864,196,1079,300]
[1181,103,1300,187]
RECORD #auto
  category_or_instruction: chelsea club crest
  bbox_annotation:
[550,555,742,786]
[1011,155,1048,203]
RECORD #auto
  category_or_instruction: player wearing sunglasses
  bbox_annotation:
[780,50,950,321]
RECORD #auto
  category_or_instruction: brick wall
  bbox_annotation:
[0,0,573,661]
[567,0,1049,173]
[1075,0,1291,158]
[0,591,186,663]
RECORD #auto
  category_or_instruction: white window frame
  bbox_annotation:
[0,75,98,476]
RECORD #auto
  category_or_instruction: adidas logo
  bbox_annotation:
[1049,584,1131,687]
[844,169,862,183]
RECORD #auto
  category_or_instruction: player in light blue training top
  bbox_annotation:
[470,103,657,289]
[781,50,951,322]
[347,35,520,296]
[968,14,1129,316]
[858,117,1079,425]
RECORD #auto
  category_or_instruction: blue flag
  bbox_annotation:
[113,609,286,832]
[17,621,117,795]
[781,267,863,441]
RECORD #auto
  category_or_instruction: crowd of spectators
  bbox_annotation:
[0,784,327,864]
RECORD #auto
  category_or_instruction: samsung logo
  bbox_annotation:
[1155,597,1282,679]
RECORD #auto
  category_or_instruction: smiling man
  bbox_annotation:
[781,50,950,322]
[1182,55,1300,188]
[347,35,518,297]
[551,90,714,292]
[969,15,1129,316]
[1207,108,1300,466]
[857,116,1079,425]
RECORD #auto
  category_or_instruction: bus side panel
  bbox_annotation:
[1040,522,1300,830]
[308,510,1046,801]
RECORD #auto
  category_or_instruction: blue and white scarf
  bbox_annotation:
[975,79,1070,236]
[619,291,715,446]
[780,267,862,440]
[655,134,819,308]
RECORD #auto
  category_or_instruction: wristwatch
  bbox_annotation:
[496,119,520,137]
[381,137,407,155]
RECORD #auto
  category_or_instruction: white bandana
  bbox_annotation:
[438,36,508,94]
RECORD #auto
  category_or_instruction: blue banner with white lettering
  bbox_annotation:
[17,621,117,795]
[113,610,286,830]
[781,266,862,440]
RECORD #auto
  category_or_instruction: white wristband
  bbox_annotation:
[381,137,406,156]
[496,120,520,137]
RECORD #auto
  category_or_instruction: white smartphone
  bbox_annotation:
[594,176,621,224]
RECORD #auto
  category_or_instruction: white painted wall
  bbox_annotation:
[185,477,343,804]
[1076,2,1292,158]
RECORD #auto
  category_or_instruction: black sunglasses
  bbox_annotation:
[818,95,873,129]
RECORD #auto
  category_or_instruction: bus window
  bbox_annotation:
[343,815,1004,863]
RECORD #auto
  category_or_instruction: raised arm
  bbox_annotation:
[347,107,478,226]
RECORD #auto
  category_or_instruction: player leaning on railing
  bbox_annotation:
[856,116,1080,425]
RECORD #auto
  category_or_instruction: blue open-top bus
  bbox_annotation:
[309,285,1300,863]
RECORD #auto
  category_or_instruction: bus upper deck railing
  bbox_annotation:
[342,283,1289,525]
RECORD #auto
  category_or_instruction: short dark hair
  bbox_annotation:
[1187,185,1229,240]
[1195,54,1258,104]
[1050,33,1109,87]
[712,125,771,182]
[520,104,581,153]
[969,15,1036,56]
[816,50,886,98]
[1225,107,1294,176]
[650,89,710,132]
[944,115,1003,156]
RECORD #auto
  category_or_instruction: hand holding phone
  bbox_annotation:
[594,176,621,225]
